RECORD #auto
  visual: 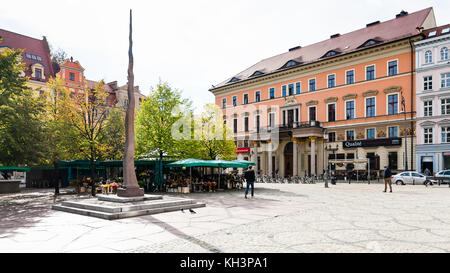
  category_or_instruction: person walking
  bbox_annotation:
[383,166,392,193]
[244,165,256,199]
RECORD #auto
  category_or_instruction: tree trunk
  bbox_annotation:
[118,9,143,197]
[53,160,59,195]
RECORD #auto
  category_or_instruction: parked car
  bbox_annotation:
[391,171,435,185]
[434,170,450,184]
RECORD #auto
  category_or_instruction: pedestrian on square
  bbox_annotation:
[424,168,431,177]
[244,165,256,199]
[383,166,392,193]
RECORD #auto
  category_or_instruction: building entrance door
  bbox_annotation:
[287,110,294,128]
[421,156,433,173]
[284,142,293,177]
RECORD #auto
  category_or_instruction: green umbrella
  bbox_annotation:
[232,159,256,167]
[167,158,218,168]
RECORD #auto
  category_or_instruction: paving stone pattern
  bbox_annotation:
[1,183,450,253]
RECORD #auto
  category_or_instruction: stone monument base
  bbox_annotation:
[116,187,144,197]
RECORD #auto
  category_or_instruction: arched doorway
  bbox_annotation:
[284,142,293,177]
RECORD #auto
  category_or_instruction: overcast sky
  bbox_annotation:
[1,0,449,113]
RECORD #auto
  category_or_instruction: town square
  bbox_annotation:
[1,0,450,258]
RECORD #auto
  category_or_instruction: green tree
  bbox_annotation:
[68,80,110,193]
[194,103,236,160]
[101,107,125,160]
[136,81,192,160]
[0,42,47,166]
[41,77,78,194]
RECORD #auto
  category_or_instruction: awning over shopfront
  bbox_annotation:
[0,166,31,172]
[167,159,248,168]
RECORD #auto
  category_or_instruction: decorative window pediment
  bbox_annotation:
[324,97,338,103]
[438,119,450,126]
[384,86,402,94]
[363,90,378,97]
[31,63,45,80]
[342,94,357,100]
[306,100,318,106]
[420,121,436,127]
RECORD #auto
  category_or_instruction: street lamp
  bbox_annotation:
[325,144,339,187]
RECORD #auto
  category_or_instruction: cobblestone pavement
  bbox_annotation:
[1,183,450,253]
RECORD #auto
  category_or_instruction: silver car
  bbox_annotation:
[391,171,434,185]
[435,170,450,184]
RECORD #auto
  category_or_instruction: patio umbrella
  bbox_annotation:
[232,159,256,167]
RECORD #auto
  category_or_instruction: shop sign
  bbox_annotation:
[236,148,250,154]
[343,138,402,149]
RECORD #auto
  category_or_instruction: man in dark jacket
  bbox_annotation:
[244,166,256,199]
[383,166,392,193]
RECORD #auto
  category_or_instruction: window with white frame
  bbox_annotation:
[243,94,248,104]
[424,76,433,91]
[441,73,450,88]
[424,127,433,144]
[442,126,450,143]
[424,100,433,117]
[442,98,450,115]
[388,126,398,138]
[441,47,449,61]
[388,94,399,115]
[328,74,335,88]
[222,98,226,109]
[366,97,375,117]
[232,96,237,107]
[366,128,375,139]
[346,130,355,140]
[346,100,355,120]
[269,88,275,99]
[425,50,433,64]
[388,60,398,76]
[346,70,354,84]
[366,65,375,80]
[269,112,275,128]
[255,91,261,102]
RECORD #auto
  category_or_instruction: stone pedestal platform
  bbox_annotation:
[52,194,206,220]
[117,187,144,197]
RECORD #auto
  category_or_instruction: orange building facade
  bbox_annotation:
[210,8,437,178]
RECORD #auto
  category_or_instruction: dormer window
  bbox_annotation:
[428,31,437,37]
[35,68,42,79]
[322,50,340,58]
[280,60,301,69]
[358,39,382,48]
[250,71,264,77]
[229,77,240,83]
[31,63,45,80]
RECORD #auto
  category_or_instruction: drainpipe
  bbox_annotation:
[409,38,415,171]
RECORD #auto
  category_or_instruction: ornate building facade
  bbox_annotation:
[415,24,450,173]
[210,8,437,178]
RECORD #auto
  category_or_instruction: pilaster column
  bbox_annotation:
[267,140,272,176]
[310,137,316,176]
[293,138,298,176]
[253,141,259,173]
